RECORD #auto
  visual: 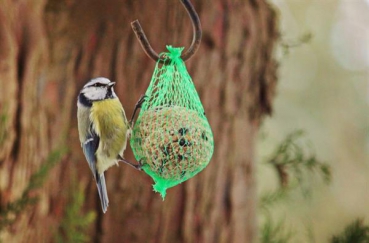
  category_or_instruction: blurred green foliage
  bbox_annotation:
[267,130,331,189]
[259,130,331,242]
[55,181,96,243]
[259,131,369,242]
[330,219,369,243]
[0,108,8,146]
[261,217,293,243]
[265,1,369,240]
[0,148,67,231]
[280,32,313,57]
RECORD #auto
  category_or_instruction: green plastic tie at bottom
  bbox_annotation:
[142,164,207,199]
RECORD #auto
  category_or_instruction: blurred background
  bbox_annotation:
[258,0,369,242]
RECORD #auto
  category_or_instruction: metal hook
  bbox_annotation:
[131,0,202,62]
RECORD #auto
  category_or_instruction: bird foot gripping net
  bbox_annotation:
[130,46,214,198]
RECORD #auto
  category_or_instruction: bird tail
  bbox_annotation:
[96,173,109,213]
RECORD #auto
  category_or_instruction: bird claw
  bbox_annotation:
[136,95,147,109]
[117,155,143,171]
[130,94,147,126]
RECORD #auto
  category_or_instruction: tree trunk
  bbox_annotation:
[0,0,277,242]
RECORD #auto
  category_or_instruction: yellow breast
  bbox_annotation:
[90,99,129,167]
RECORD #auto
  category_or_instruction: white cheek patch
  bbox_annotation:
[83,87,107,100]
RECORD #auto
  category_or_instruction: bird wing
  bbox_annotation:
[82,127,109,213]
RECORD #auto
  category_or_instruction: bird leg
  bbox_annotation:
[130,94,147,126]
[117,155,143,171]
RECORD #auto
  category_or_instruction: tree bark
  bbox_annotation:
[0,0,277,242]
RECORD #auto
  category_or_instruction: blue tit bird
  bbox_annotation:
[77,77,142,213]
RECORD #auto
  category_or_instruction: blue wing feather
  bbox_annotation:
[82,129,109,213]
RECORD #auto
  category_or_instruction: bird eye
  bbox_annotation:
[90,82,105,88]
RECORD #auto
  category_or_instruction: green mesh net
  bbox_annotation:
[130,46,214,198]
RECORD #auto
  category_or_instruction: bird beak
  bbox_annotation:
[108,82,116,87]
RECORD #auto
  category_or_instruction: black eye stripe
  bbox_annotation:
[91,83,106,87]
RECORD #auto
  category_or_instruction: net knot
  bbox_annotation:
[166,45,184,62]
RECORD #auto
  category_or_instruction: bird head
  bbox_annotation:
[80,77,116,101]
